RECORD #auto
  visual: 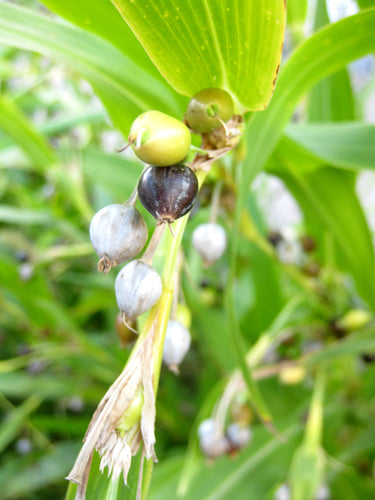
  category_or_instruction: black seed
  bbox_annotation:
[138,164,199,222]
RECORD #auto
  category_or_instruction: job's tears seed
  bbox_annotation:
[89,204,148,273]
[115,260,162,319]
[138,164,198,223]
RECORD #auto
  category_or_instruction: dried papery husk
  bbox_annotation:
[67,324,159,497]
[115,260,162,319]
[192,223,227,263]
[89,204,148,274]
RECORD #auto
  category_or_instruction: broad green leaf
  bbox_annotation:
[232,9,375,312]
[0,2,182,134]
[285,123,375,171]
[267,134,322,174]
[0,95,56,172]
[240,8,375,199]
[289,447,324,500]
[356,0,375,7]
[66,450,143,500]
[112,0,286,110]
[279,167,375,308]
[308,0,355,122]
[289,372,325,500]
[287,0,308,44]
[307,70,355,122]
[39,0,156,72]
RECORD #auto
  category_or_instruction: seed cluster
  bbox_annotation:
[69,89,244,493]
[89,90,236,333]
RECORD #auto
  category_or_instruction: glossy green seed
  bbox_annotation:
[129,110,191,166]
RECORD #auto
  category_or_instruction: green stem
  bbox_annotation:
[225,157,275,426]
[136,170,208,498]
[305,369,325,450]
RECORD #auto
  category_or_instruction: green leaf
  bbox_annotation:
[287,0,308,44]
[241,196,284,337]
[66,450,143,500]
[305,325,375,366]
[285,123,375,171]
[1,441,79,498]
[289,372,325,500]
[151,409,305,500]
[279,167,375,308]
[240,8,375,197]
[0,395,41,454]
[0,372,103,403]
[356,0,375,8]
[308,0,355,122]
[112,0,286,110]
[308,70,355,122]
[232,9,375,312]
[289,447,324,500]
[0,95,56,172]
[0,2,182,134]
[39,0,156,72]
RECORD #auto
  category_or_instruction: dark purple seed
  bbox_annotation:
[138,164,198,222]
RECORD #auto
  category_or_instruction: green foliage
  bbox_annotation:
[112,0,286,110]
[0,0,375,499]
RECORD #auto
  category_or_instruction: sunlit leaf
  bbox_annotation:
[286,123,375,171]
[0,2,183,134]
[39,0,156,72]
[240,8,375,196]
[112,0,286,110]
[0,95,56,172]
[308,0,355,123]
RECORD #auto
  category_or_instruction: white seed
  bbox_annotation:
[276,228,302,265]
[19,263,34,281]
[115,260,162,319]
[226,423,252,449]
[192,223,227,263]
[274,484,291,500]
[162,320,191,371]
[89,204,148,273]
[16,438,33,455]
[315,484,330,500]
[198,418,229,459]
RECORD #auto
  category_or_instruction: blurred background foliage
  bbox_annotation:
[0,0,375,499]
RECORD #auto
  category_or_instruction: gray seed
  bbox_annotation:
[89,204,148,273]
[115,260,162,319]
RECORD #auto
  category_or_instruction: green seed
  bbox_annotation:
[129,110,191,166]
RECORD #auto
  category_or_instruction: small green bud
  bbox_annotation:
[185,88,234,134]
[336,309,372,332]
[117,388,144,434]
